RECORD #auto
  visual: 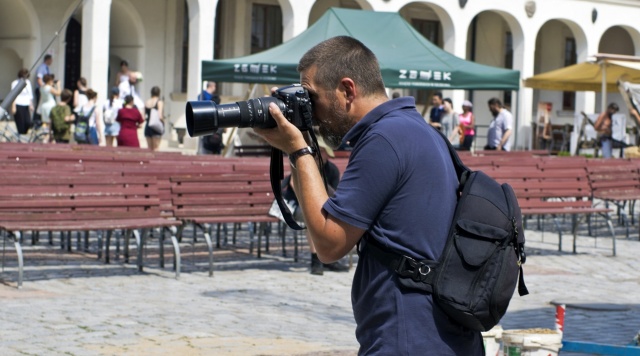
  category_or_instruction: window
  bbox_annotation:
[411,19,440,46]
[562,38,577,110]
[503,32,513,108]
[410,19,441,106]
[181,1,189,93]
[251,4,282,54]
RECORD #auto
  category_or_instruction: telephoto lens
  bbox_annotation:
[186,97,285,137]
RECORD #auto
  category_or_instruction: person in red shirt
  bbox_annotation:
[116,95,144,147]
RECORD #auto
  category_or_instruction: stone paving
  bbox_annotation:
[0,219,639,355]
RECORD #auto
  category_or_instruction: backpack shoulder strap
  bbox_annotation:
[429,125,469,179]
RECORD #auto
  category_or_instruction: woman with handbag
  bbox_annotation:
[144,86,164,151]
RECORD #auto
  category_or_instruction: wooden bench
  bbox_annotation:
[586,159,640,238]
[0,174,181,287]
[170,173,280,276]
[490,164,616,255]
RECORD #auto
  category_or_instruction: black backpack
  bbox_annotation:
[202,128,224,152]
[366,128,528,332]
[74,106,95,144]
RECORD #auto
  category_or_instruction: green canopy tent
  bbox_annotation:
[201,8,520,90]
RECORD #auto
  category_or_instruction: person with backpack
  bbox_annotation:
[254,36,484,355]
[103,87,123,147]
[75,89,102,145]
[49,89,74,143]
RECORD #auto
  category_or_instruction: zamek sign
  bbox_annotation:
[397,69,453,88]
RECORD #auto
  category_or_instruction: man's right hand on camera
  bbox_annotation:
[253,102,307,155]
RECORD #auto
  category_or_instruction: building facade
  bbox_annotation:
[1,0,639,150]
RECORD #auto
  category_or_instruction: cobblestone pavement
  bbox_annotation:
[0,220,639,355]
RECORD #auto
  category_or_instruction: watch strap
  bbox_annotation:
[289,146,316,168]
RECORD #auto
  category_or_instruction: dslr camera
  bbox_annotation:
[186,84,313,137]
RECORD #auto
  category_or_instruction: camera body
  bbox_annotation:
[271,84,313,131]
[186,84,313,137]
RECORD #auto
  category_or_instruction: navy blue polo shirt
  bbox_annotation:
[323,97,483,355]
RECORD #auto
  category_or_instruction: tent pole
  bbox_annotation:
[222,83,259,157]
[514,90,520,150]
[601,61,607,112]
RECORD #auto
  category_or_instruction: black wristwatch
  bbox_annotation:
[289,146,316,169]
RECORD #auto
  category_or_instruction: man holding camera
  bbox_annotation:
[255,36,482,355]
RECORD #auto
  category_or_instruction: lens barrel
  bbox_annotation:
[186,97,284,137]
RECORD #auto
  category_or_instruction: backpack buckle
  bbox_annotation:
[395,255,432,282]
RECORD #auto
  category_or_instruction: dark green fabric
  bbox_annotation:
[202,8,520,90]
[50,104,72,142]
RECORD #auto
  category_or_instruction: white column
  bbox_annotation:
[282,0,315,40]
[446,18,470,113]
[186,0,215,103]
[81,0,112,103]
[515,34,536,150]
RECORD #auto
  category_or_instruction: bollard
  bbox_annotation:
[555,304,566,334]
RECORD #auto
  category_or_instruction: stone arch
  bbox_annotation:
[0,49,22,100]
[0,0,38,98]
[109,0,146,90]
[309,0,365,26]
[599,25,639,56]
[398,2,455,53]
[532,18,589,146]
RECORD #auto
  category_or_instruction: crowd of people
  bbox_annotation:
[4,57,165,150]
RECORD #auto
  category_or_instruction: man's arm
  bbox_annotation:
[498,129,512,150]
[291,154,364,262]
[255,103,364,263]
[594,111,607,131]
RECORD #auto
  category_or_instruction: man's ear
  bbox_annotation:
[340,78,356,103]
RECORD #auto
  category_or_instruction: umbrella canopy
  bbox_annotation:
[202,8,520,90]
[523,60,640,92]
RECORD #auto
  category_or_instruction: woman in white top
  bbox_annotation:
[79,89,103,145]
[115,60,130,87]
[73,77,89,114]
[11,68,34,134]
[36,74,61,127]
[103,87,123,147]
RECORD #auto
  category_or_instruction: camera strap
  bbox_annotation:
[269,130,328,231]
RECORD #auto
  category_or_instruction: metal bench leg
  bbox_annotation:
[203,230,214,277]
[215,223,221,248]
[551,215,563,251]
[281,223,287,257]
[97,231,103,261]
[123,229,131,263]
[602,213,617,256]
[571,215,580,254]
[48,231,53,245]
[115,230,121,261]
[84,231,90,252]
[4,232,24,289]
[159,228,165,269]
[14,233,23,289]
[76,231,82,251]
[67,232,72,252]
[167,226,180,279]
[294,229,299,263]
[134,229,144,272]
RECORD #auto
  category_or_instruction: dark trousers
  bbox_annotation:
[461,135,474,151]
[33,87,41,125]
[14,105,32,134]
